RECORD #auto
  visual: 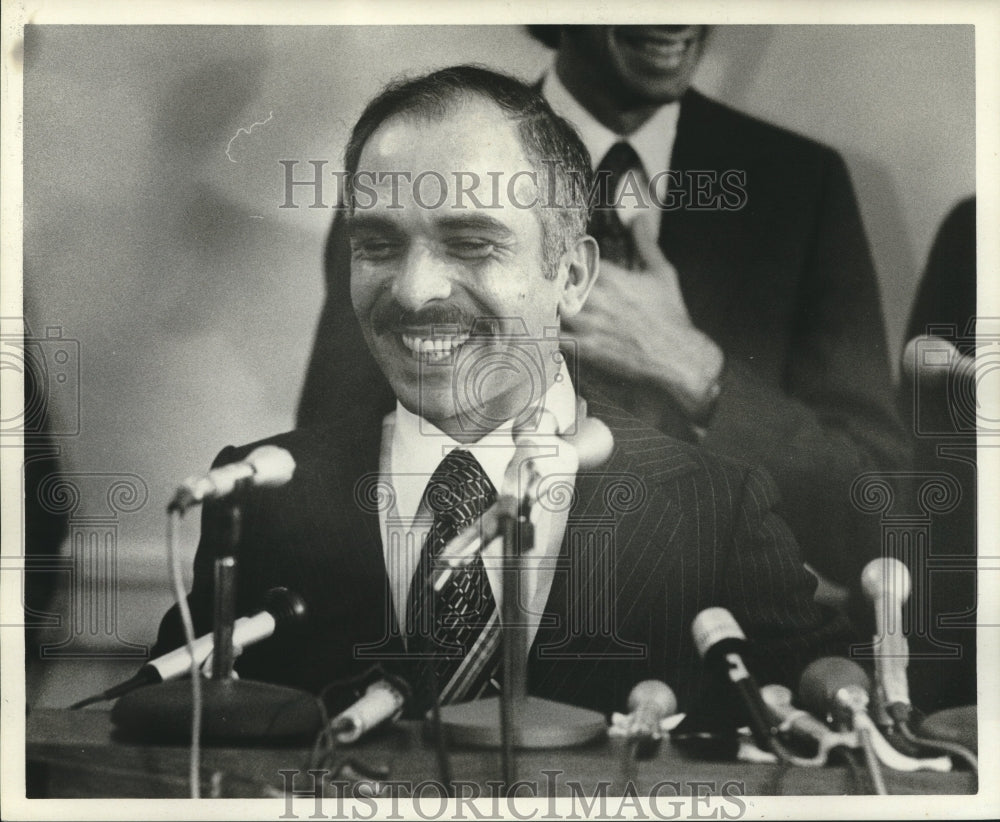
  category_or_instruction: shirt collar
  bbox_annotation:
[389,361,577,526]
[542,68,680,181]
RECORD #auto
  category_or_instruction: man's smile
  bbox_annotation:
[399,330,472,363]
[616,27,700,72]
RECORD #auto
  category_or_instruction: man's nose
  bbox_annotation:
[391,244,452,311]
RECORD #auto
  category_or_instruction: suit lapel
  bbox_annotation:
[527,413,695,709]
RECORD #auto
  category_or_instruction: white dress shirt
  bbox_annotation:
[378,363,579,648]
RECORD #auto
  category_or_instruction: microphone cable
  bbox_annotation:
[167,508,202,799]
[857,725,888,795]
[887,704,978,773]
[427,665,454,796]
[830,746,870,795]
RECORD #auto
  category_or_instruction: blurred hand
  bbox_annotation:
[562,216,724,419]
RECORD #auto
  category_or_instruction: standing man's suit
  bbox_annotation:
[155,397,849,717]
[296,86,908,586]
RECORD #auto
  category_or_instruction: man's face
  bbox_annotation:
[349,98,570,439]
[563,25,708,105]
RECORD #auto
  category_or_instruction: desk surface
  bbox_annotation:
[26,709,976,799]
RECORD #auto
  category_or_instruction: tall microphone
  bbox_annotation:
[625,680,678,759]
[69,587,306,709]
[168,445,295,513]
[330,674,411,744]
[861,560,980,771]
[860,557,913,716]
[691,607,774,750]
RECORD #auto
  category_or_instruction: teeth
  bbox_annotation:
[626,34,691,66]
[400,332,471,361]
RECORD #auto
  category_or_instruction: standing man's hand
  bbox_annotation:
[562,216,724,420]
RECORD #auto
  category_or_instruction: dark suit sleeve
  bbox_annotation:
[722,464,852,686]
[151,445,239,657]
[701,151,910,585]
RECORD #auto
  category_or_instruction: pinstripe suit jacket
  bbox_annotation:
[154,397,849,716]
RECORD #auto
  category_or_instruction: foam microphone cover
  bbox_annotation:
[919,705,978,755]
[798,657,871,718]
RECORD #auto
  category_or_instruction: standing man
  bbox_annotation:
[297,27,909,587]
[159,67,847,716]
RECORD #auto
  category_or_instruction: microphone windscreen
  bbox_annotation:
[246,445,296,487]
[691,607,745,658]
[627,680,678,717]
[573,416,615,469]
[798,657,871,717]
[261,587,307,631]
[860,557,911,604]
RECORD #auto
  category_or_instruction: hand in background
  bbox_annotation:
[562,216,724,419]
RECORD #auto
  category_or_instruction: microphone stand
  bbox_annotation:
[112,495,322,744]
[498,493,529,786]
[433,474,606,762]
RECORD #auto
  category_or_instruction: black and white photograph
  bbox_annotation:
[2,1,997,818]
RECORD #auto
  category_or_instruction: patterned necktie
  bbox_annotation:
[589,141,643,269]
[405,449,500,712]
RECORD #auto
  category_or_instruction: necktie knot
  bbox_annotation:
[594,141,643,209]
[422,449,496,532]
[590,141,643,268]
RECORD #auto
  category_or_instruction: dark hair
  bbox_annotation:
[525,25,561,49]
[343,64,593,275]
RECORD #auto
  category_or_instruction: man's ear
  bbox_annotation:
[557,234,599,319]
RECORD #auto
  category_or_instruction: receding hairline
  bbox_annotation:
[350,93,555,223]
[353,90,533,162]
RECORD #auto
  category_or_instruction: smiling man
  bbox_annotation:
[346,99,594,440]
[299,28,910,592]
[154,67,848,718]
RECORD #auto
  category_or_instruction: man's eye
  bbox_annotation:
[447,240,495,259]
[353,240,400,260]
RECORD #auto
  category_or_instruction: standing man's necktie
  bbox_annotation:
[589,141,644,269]
[405,448,500,712]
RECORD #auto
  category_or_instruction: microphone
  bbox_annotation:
[433,406,615,590]
[330,675,411,744]
[625,680,678,759]
[798,657,887,794]
[168,445,295,513]
[565,414,615,470]
[900,335,975,382]
[691,607,774,750]
[798,656,872,725]
[860,557,913,715]
[760,684,855,764]
[69,587,306,709]
[861,559,980,771]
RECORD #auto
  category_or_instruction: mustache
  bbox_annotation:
[372,301,477,335]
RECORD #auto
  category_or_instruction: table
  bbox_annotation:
[25,709,976,798]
